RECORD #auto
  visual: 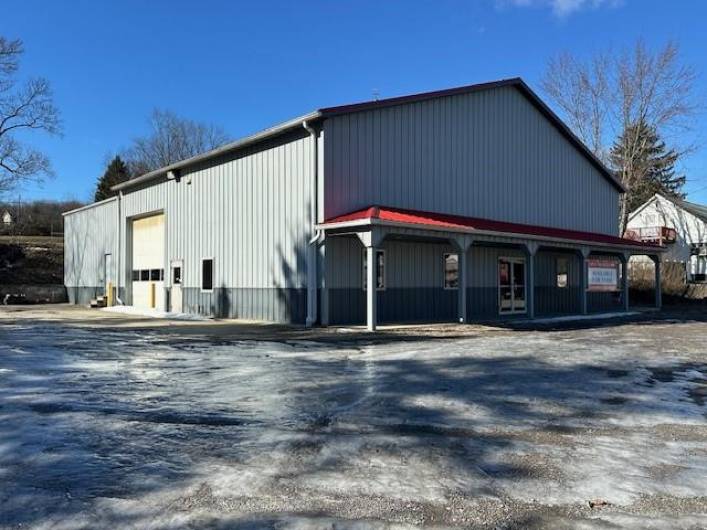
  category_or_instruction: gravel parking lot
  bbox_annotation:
[0,305,706,529]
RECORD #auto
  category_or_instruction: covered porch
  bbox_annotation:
[317,207,664,331]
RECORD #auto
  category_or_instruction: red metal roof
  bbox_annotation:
[323,206,661,250]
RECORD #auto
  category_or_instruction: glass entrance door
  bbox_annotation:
[499,258,526,314]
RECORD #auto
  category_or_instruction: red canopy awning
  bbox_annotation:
[322,206,661,250]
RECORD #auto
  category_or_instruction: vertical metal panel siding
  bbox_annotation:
[326,237,454,288]
[324,85,620,235]
[326,236,457,324]
[63,199,118,288]
[119,133,312,293]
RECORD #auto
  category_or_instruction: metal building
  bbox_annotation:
[64,78,663,329]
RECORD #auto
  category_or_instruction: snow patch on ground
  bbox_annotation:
[100,305,210,320]
[523,311,641,324]
[0,313,706,528]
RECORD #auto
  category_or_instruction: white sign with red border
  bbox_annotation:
[587,259,619,292]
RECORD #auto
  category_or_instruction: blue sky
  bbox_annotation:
[3,0,707,203]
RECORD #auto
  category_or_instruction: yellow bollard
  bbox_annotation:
[107,282,114,307]
[149,282,155,309]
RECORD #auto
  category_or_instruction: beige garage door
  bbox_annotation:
[131,214,165,310]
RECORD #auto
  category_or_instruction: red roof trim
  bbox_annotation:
[323,206,661,250]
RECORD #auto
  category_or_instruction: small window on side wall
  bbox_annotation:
[362,250,386,291]
[556,257,568,288]
[202,258,213,291]
[444,253,459,289]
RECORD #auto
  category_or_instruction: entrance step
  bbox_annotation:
[89,297,107,308]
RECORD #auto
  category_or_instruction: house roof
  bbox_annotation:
[112,78,623,193]
[319,206,661,252]
[629,193,707,225]
[676,198,707,223]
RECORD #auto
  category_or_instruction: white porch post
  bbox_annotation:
[366,245,377,331]
[357,228,383,332]
[652,255,662,309]
[452,236,473,324]
[458,250,467,324]
[579,247,590,315]
[620,253,630,312]
[525,242,539,319]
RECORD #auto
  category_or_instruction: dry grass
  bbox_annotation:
[0,235,64,285]
[0,235,63,247]
[630,260,707,301]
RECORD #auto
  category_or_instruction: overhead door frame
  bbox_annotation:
[129,210,166,310]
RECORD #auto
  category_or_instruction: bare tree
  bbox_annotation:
[0,37,61,196]
[125,109,229,176]
[541,40,699,234]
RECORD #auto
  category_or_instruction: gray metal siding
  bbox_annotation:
[326,237,457,324]
[467,245,524,318]
[65,131,314,322]
[180,287,307,323]
[120,132,313,321]
[534,250,581,316]
[324,85,620,235]
[63,199,118,292]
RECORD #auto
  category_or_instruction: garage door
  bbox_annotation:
[131,214,165,310]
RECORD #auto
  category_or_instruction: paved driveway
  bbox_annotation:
[0,307,706,529]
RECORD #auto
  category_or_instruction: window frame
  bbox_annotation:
[201,257,214,293]
[362,249,386,291]
[172,266,182,285]
[443,252,460,290]
[497,256,527,315]
[556,257,569,289]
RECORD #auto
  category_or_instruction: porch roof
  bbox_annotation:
[318,206,664,253]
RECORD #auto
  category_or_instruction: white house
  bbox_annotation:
[626,194,707,282]
[2,210,12,226]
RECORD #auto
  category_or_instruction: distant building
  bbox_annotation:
[2,210,12,226]
[626,194,707,282]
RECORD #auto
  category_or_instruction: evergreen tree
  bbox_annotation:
[94,156,130,201]
[610,119,685,214]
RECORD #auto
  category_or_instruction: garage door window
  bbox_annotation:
[202,258,214,292]
[131,269,164,282]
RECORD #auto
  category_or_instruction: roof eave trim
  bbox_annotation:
[316,217,664,253]
[112,110,322,192]
[62,195,118,217]
[317,77,524,117]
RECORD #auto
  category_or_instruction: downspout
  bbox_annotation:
[303,120,319,327]
[116,190,124,305]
